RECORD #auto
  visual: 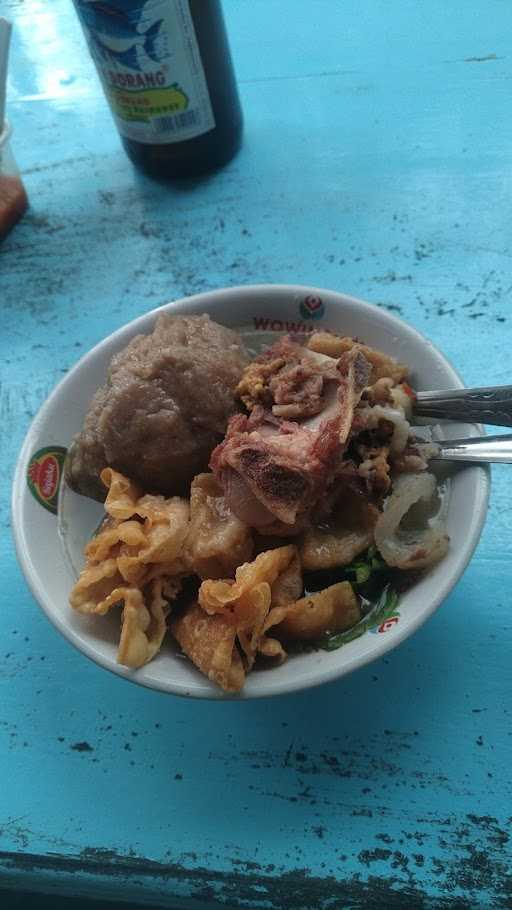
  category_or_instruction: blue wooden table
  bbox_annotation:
[2,1,511,907]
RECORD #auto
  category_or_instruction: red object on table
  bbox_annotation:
[0,172,27,239]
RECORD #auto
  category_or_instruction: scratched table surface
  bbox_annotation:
[1,1,511,908]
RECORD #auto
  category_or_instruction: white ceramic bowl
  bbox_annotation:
[12,285,489,699]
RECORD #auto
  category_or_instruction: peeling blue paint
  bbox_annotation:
[2,0,512,907]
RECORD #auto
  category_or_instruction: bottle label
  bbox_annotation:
[74,0,216,144]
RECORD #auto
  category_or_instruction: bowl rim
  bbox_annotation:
[11,283,490,699]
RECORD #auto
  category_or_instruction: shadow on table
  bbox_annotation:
[0,891,174,910]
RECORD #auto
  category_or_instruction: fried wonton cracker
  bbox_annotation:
[257,548,303,664]
[76,470,190,588]
[198,545,300,669]
[70,469,190,666]
[271,582,360,641]
[170,602,245,693]
[117,578,172,668]
[270,548,303,606]
[198,545,298,617]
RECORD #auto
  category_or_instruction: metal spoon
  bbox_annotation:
[429,433,512,464]
[414,385,512,428]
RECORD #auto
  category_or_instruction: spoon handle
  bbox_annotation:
[415,385,512,428]
[432,433,512,464]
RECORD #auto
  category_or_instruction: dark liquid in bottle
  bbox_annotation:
[122,0,243,179]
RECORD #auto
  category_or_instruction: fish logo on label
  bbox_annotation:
[76,0,168,72]
[27,446,67,515]
[300,295,325,320]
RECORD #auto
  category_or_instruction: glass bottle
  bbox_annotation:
[73,0,243,179]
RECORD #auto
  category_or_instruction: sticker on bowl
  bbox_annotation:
[377,616,400,633]
[27,446,67,515]
[300,294,325,320]
[370,614,400,634]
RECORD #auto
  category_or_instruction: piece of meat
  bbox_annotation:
[307,332,409,385]
[66,314,249,500]
[237,337,339,419]
[362,379,415,416]
[357,446,392,495]
[210,349,371,528]
[213,414,336,526]
[392,441,440,474]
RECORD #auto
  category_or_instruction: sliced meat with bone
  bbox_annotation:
[210,347,371,528]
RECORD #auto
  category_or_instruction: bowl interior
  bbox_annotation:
[12,285,489,698]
